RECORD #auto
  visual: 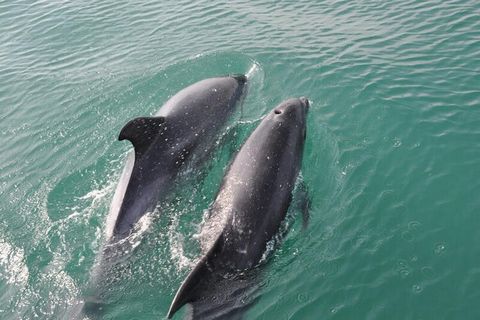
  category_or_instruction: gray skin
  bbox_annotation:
[168,97,309,319]
[107,75,247,243]
[76,76,247,320]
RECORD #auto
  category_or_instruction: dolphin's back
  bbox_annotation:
[168,98,308,319]
[107,75,247,241]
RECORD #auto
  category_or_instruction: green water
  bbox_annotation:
[1,0,480,319]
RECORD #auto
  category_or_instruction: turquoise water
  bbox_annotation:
[1,0,480,319]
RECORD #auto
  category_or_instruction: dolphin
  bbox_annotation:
[168,97,309,319]
[77,75,247,319]
[107,75,247,243]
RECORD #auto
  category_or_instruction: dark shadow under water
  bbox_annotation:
[65,236,141,319]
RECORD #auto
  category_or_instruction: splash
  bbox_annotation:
[245,61,260,80]
[106,210,154,252]
[168,210,198,270]
[0,237,29,286]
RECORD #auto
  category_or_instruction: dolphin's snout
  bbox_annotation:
[300,97,309,110]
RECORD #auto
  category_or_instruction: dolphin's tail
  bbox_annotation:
[68,240,130,320]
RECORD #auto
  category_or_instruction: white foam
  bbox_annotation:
[78,185,112,202]
[245,62,260,80]
[0,237,29,286]
[109,210,154,250]
[168,213,197,270]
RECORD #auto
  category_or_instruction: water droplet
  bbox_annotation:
[297,293,308,303]
[434,243,446,255]
[393,138,402,148]
[412,284,423,294]
[397,260,411,278]
[408,221,421,230]
[400,269,410,278]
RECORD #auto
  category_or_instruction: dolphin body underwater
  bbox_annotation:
[77,75,248,318]
[168,97,309,319]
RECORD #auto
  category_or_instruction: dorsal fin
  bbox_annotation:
[167,235,224,318]
[118,116,166,155]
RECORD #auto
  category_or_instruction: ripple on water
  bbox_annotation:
[1,0,480,318]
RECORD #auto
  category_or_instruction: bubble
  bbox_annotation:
[412,284,423,294]
[297,293,308,303]
[434,243,446,255]
[393,138,402,148]
[408,221,421,229]
[397,260,411,278]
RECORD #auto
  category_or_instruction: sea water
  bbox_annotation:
[1,0,479,319]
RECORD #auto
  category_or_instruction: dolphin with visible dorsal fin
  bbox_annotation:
[107,75,248,242]
[76,75,248,319]
[168,97,309,319]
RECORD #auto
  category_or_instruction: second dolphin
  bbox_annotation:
[168,97,309,319]
[79,75,248,319]
[108,75,247,243]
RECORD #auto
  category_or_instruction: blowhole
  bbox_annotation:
[274,109,282,115]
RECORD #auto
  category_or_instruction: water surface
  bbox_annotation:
[1,0,479,319]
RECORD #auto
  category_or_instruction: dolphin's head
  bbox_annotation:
[150,75,248,164]
[271,97,309,139]
[272,97,309,119]
[157,75,247,125]
[212,74,247,114]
